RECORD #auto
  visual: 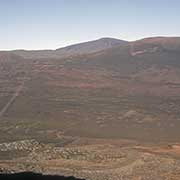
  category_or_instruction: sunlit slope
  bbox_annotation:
[1,37,180,142]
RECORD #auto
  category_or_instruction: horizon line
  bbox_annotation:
[1,35,180,51]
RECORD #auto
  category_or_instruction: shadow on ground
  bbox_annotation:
[0,172,85,180]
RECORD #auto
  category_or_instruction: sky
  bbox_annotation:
[0,0,180,50]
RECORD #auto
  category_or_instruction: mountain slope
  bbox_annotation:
[11,38,128,59]
[130,37,180,56]
[55,37,127,54]
[1,37,180,142]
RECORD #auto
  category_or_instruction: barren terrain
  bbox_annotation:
[1,37,180,179]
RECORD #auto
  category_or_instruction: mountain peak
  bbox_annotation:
[98,37,126,41]
[54,37,128,56]
[11,37,128,59]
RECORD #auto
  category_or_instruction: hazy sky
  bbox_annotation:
[0,0,180,50]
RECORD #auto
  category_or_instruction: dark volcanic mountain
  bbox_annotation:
[11,37,128,59]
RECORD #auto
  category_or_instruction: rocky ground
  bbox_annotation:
[0,135,180,180]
